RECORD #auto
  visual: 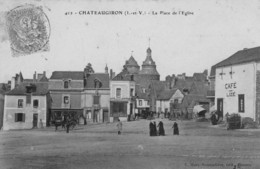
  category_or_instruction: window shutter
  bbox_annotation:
[22,114,25,122]
[15,113,17,122]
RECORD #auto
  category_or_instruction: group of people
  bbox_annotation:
[149,121,179,136]
[116,119,180,136]
[149,121,165,136]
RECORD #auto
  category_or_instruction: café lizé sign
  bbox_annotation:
[225,82,236,97]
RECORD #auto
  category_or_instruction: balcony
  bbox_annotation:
[206,90,215,98]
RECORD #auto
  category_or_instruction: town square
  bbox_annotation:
[1,0,260,169]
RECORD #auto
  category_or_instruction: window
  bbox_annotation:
[147,100,150,105]
[94,79,102,88]
[18,99,23,108]
[64,96,69,104]
[33,100,39,108]
[15,113,25,122]
[116,88,121,98]
[93,95,100,104]
[64,81,69,88]
[130,88,134,97]
[238,94,245,112]
[139,100,142,106]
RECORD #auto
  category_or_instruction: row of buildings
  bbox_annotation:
[4,45,259,130]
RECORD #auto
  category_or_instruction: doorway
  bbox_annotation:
[217,98,223,119]
[33,114,38,128]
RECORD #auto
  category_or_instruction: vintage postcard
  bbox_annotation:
[0,0,260,169]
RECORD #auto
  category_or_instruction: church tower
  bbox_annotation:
[138,47,160,81]
[124,53,140,74]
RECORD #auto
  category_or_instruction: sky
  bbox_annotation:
[0,0,260,82]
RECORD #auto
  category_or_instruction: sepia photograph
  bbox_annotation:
[0,0,260,168]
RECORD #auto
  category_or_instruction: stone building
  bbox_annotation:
[3,83,50,130]
[49,64,111,124]
[82,64,110,123]
[49,71,84,122]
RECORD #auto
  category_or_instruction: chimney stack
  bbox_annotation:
[33,71,37,82]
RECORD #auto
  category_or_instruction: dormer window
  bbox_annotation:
[94,79,102,88]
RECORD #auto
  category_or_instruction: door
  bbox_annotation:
[33,114,38,128]
[103,110,109,122]
[217,98,223,119]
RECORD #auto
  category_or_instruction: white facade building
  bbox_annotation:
[214,46,260,122]
[3,83,49,130]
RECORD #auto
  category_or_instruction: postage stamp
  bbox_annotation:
[6,4,50,56]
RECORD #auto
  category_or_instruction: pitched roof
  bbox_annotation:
[190,81,209,96]
[112,69,134,81]
[50,71,84,80]
[193,73,207,81]
[135,85,149,99]
[210,46,260,76]
[85,73,109,89]
[6,82,49,96]
[157,89,178,100]
[125,56,139,67]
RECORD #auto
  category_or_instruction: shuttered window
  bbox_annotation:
[238,94,245,113]
[15,113,25,122]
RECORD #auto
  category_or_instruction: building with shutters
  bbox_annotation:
[82,65,110,123]
[3,83,50,130]
[48,71,84,123]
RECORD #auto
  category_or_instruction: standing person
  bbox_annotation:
[172,122,179,135]
[153,121,157,136]
[116,119,123,135]
[158,121,165,136]
[39,119,43,129]
[149,121,154,136]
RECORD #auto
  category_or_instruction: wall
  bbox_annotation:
[49,80,84,89]
[82,89,110,108]
[170,90,184,103]
[136,99,149,109]
[0,93,4,129]
[3,95,47,130]
[110,81,135,99]
[215,62,255,119]
[50,91,82,109]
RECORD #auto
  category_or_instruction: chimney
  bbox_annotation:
[33,71,36,82]
[11,77,15,90]
[43,71,46,77]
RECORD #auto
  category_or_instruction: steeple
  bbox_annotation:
[139,47,159,76]
[142,47,155,66]
[105,64,108,73]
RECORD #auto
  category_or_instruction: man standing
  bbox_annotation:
[116,119,123,135]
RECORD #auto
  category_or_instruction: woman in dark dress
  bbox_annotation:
[158,121,165,136]
[149,121,154,136]
[172,122,179,135]
[153,121,157,136]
